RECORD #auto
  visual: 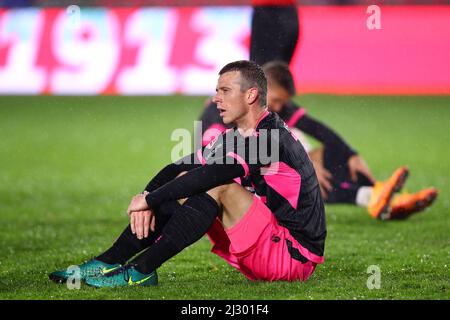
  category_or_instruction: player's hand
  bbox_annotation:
[130,209,156,239]
[348,154,376,184]
[312,161,333,200]
[127,191,150,215]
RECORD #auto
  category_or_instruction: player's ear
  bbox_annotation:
[247,87,258,105]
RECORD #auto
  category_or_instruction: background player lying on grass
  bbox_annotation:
[49,60,326,288]
[199,61,438,221]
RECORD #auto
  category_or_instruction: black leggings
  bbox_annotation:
[250,5,299,66]
[97,194,219,267]
[96,200,182,264]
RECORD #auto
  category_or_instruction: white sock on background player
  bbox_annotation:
[356,186,373,207]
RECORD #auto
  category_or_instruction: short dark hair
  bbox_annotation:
[262,61,296,96]
[219,60,267,107]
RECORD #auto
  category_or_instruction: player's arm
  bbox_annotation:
[294,114,375,183]
[127,160,245,214]
[143,153,201,193]
[145,161,245,209]
[128,153,202,235]
[290,112,355,197]
[294,114,357,161]
[128,157,245,238]
[129,133,272,213]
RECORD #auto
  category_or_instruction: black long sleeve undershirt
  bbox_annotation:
[143,151,204,193]
[144,162,199,193]
[295,114,357,162]
[145,161,245,208]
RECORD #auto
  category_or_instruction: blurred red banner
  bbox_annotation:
[292,6,450,95]
[0,6,449,95]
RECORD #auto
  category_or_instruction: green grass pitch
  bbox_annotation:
[0,95,449,300]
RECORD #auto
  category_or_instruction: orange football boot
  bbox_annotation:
[388,187,438,220]
[368,166,409,220]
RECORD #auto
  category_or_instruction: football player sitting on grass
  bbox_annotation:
[49,60,326,288]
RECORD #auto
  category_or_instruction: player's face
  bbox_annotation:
[267,83,292,113]
[213,71,249,125]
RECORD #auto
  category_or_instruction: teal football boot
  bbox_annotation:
[49,259,121,284]
[85,264,158,288]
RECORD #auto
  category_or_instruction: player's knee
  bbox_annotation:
[205,182,238,205]
[206,184,226,204]
[208,182,245,204]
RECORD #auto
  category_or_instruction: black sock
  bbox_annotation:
[96,201,181,265]
[131,193,219,275]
